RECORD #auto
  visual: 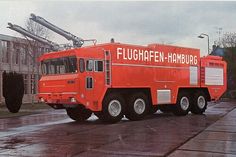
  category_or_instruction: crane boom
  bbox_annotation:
[7,23,59,51]
[30,13,84,48]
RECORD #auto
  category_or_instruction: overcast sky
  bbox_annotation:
[1,1,236,56]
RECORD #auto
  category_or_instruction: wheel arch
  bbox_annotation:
[178,88,211,101]
[103,88,152,105]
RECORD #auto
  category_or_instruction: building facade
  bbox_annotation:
[0,34,49,104]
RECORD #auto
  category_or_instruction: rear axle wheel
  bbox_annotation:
[125,93,149,121]
[191,91,207,114]
[173,92,191,116]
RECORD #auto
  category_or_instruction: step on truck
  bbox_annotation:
[38,42,227,123]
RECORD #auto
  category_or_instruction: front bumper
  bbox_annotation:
[38,92,80,104]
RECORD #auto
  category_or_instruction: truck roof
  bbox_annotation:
[39,42,200,61]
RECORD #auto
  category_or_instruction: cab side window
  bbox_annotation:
[79,58,85,73]
[86,60,94,71]
[95,60,103,72]
[68,56,77,73]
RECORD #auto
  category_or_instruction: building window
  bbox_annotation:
[21,45,28,65]
[15,50,19,64]
[45,48,50,52]
[40,47,45,53]
[24,74,28,94]
[13,43,20,64]
[1,40,10,63]
[31,74,36,94]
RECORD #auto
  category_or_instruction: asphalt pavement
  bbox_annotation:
[0,101,236,157]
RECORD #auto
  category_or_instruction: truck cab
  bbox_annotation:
[38,46,110,121]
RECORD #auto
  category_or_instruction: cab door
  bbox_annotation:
[84,59,95,103]
[93,59,106,102]
[84,58,105,110]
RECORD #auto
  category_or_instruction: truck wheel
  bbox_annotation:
[101,93,125,123]
[191,92,207,114]
[66,106,92,121]
[173,92,191,116]
[125,93,149,120]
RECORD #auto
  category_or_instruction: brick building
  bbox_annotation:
[0,34,49,104]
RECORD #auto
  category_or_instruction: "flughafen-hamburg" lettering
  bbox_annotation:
[117,47,198,65]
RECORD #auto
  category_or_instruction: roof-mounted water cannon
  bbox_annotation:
[30,13,84,48]
[7,23,60,51]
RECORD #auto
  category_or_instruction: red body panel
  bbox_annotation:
[38,43,227,111]
[200,55,227,100]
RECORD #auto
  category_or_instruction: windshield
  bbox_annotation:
[41,56,77,75]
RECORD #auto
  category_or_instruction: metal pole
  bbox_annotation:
[207,35,209,54]
[198,33,210,54]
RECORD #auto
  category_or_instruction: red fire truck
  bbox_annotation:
[38,42,227,123]
[8,14,226,123]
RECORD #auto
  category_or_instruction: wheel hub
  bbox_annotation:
[180,97,189,111]
[134,98,146,114]
[197,96,205,109]
[108,100,122,117]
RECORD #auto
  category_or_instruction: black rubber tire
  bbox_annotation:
[173,92,191,116]
[125,93,149,121]
[159,105,173,113]
[191,91,207,114]
[66,106,92,121]
[99,93,125,123]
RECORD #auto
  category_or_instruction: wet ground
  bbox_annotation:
[0,101,236,157]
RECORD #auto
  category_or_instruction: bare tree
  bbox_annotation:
[23,18,51,103]
[219,32,236,48]
[26,19,50,39]
[214,32,236,98]
[25,18,51,58]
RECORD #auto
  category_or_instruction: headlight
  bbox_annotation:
[70,97,77,103]
[40,97,45,102]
